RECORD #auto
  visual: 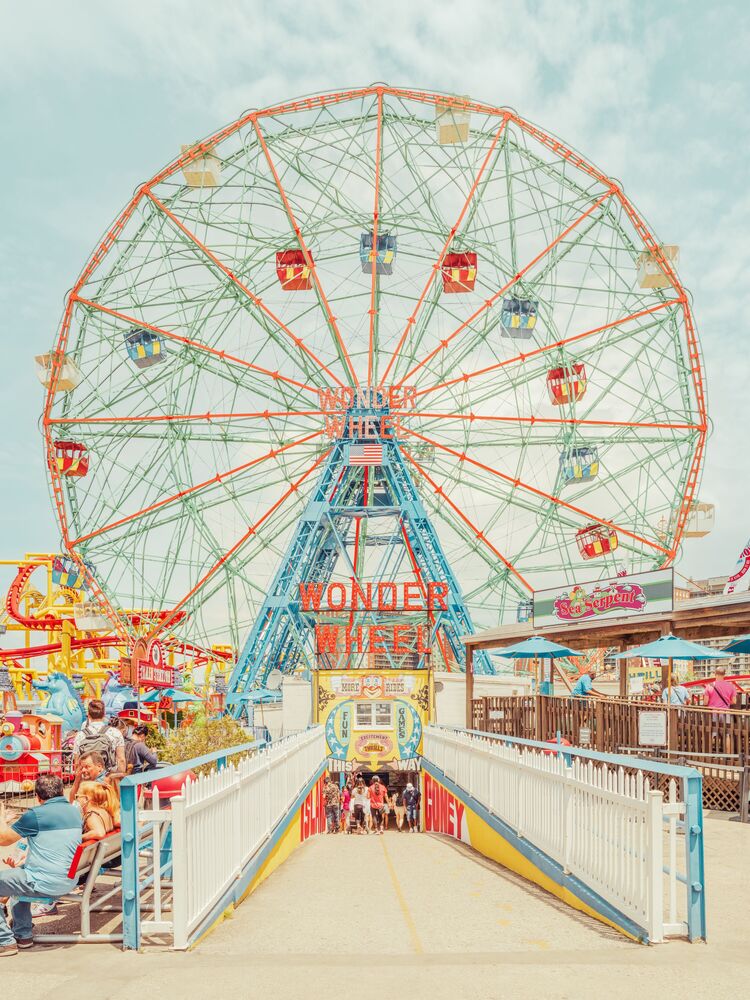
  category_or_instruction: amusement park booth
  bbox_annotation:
[314,669,431,778]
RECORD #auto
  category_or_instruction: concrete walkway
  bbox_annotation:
[3,817,749,1000]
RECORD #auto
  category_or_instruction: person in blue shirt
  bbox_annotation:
[0,774,82,956]
[662,674,690,706]
[571,669,598,698]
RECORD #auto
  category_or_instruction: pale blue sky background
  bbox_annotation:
[0,0,748,584]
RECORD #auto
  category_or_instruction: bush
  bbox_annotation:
[144,726,167,755]
[160,717,252,773]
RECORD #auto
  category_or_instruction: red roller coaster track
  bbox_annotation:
[1,564,231,667]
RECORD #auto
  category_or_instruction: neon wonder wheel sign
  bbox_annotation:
[41,86,705,658]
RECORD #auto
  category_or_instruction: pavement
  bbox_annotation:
[2,815,749,1000]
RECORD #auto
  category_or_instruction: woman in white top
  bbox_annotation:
[350,782,369,834]
[363,791,372,832]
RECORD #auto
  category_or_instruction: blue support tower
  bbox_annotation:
[228,432,495,701]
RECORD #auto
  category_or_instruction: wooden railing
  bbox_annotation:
[471,694,750,760]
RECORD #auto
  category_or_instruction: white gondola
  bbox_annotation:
[35,353,81,392]
[435,100,471,145]
[73,601,111,631]
[636,245,679,289]
[684,501,715,538]
[181,144,221,187]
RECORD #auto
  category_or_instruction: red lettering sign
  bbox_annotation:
[554,582,646,622]
[318,386,417,440]
[300,777,326,842]
[424,772,466,841]
[300,580,449,611]
[134,639,174,689]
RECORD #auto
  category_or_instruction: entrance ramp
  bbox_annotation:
[199,824,634,961]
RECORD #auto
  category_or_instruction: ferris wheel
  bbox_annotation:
[39,86,707,661]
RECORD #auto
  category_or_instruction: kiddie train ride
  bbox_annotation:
[0,712,63,795]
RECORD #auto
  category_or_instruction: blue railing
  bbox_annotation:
[120,740,262,950]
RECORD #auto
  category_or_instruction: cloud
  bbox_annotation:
[0,0,747,585]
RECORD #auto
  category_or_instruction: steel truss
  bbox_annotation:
[229,430,493,694]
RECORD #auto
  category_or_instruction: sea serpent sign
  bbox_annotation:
[554,582,646,622]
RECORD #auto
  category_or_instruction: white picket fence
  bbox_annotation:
[423,726,688,942]
[139,727,326,949]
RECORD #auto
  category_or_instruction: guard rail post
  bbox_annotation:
[120,781,141,950]
[170,793,188,950]
[562,763,574,874]
[684,770,707,941]
[646,789,665,943]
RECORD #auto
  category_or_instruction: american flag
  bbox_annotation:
[348,442,383,465]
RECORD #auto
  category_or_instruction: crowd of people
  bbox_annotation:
[322,773,420,834]
[0,697,159,956]
[571,665,738,712]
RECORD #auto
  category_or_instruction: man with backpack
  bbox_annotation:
[72,699,126,776]
[403,782,420,832]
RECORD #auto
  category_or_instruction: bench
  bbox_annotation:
[34,829,123,944]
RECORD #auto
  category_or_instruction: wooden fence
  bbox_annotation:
[470,695,750,815]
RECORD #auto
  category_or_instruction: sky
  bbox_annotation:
[0,0,748,589]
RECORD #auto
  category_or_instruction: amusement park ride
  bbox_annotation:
[0,553,232,792]
[11,87,716,716]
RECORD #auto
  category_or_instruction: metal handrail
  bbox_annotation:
[441,725,703,779]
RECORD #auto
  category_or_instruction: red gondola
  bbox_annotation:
[547,364,587,405]
[54,440,89,478]
[441,252,477,293]
[575,523,618,560]
[275,250,314,291]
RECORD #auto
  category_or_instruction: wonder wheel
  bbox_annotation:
[39,86,707,657]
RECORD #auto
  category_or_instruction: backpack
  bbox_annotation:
[77,722,116,772]
[124,737,139,774]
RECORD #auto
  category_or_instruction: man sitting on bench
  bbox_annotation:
[0,775,83,957]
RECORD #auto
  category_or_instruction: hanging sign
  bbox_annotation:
[301,579,448,667]
[129,638,173,689]
[533,568,673,628]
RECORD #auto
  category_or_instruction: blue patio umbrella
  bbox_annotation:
[495,636,585,659]
[612,634,731,661]
[613,634,731,719]
[225,688,281,705]
[141,688,203,703]
[495,636,585,694]
[722,634,750,654]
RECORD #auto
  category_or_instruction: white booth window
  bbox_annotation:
[354,701,393,729]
